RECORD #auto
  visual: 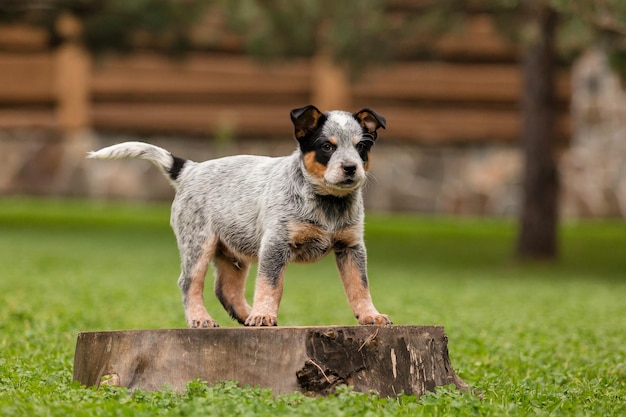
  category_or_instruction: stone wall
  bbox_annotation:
[364,144,521,215]
[560,48,626,218]
[1,129,523,216]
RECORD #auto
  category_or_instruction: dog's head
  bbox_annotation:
[290,105,386,197]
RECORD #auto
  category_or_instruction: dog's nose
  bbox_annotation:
[342,163,357,176]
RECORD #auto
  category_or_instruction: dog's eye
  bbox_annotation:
[355,141,370,153]
[321,142,336,153]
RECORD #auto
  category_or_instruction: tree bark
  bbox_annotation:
[73,326,468,398]
[517,1,560,260]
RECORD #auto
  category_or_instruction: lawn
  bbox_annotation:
[0,197,624,416]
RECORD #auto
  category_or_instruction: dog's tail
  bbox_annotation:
[87,141,187,187]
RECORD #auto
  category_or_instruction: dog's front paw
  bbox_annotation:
[186,304,219,328]
[357,313,392,325]
[189,318,219,328]
[186,310,219,328]
[244,314,278,326]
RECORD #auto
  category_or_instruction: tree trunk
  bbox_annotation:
[73,326,468,398]
[517,1,560,260]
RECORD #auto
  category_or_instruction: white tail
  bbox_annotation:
[87,141,185,185]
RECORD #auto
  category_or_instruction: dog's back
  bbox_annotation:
[172,153,300,261]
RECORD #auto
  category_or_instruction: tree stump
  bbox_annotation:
[73,325,468,397]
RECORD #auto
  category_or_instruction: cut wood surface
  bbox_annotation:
[73,326,468,397]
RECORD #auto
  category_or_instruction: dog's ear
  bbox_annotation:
[353,108,386,139]
[290,105,324,140]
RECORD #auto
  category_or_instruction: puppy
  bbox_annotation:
[88,105,391,328]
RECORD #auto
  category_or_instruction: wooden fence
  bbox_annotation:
[0,16,570,144]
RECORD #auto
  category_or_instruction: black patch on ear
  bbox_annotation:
[291,105,332,167]
[291,105,326,142]
[353,108,386,139]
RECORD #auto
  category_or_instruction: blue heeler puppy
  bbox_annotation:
[88,105,391,328]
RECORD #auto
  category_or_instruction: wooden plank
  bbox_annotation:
[73,326,468,397]
[384,106,522,143]
[354,63,570,103]
[382,106,570,144]
[92,103,294,136]
[0,53,55,102]
[92,102,569,144]
[91,53,311,99]
[0,25,49,51]
[91,55,569,104]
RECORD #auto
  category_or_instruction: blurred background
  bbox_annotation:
[2,4,625,412]
[0,0,625,261]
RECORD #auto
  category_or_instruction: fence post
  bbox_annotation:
[54,12,91,133]
[310,49,351,112]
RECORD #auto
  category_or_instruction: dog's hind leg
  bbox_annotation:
[214,249,251,325]
[178,236,219,328]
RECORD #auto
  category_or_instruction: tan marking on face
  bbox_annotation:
[364,153,371,171]
[303,151,327,179]
[329,136,338,146]
[353,135,371,171]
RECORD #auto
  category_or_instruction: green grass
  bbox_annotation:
[0,197,624,416]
